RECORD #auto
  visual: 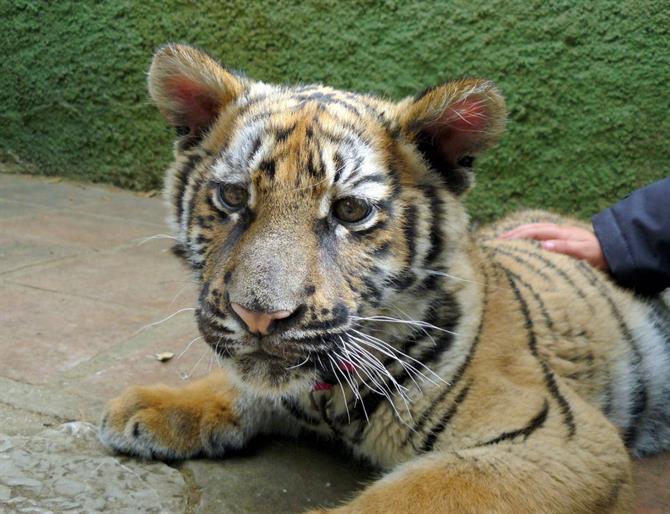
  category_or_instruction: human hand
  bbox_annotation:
[499,223,608,271]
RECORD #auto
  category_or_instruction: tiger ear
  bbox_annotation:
[148,44,247,143]
[396,80,506,195]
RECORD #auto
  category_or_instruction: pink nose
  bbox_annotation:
[231,303,293,336]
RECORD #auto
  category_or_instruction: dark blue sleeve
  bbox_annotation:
[592,177,670,296]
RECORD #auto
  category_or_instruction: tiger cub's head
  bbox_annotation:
[149,44,505,396]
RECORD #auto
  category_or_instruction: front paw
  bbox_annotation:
[99,382,241,460]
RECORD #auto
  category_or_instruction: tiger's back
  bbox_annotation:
[480,209,670,457]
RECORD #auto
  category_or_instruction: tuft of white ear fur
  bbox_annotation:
[148,44,247,136]
[396,80,507,194]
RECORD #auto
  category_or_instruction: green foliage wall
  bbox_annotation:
[1,1,668,221]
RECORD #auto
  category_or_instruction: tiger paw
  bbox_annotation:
[99,379,242,460]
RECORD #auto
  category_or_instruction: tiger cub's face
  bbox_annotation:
[149,44,506,396]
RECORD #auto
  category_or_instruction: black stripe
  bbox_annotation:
[489,246,553,282]
[341,91,384,118]
[313,119,369,146]
[420,380,472,452]
[274,123,297,142]
[348,174,388,189]
[258,158,276,179]
[573,261,648,445]
[302,303,348,330]
[175,153,204,226]
[235,93,270,118]
[350,218,388,238]
[185,175,206,232]
[500,245,592,307]
[372,241,392,257]
[494,254,612,414]
[505,270,576,438]
[477,399,550,447]
[419,186,444,264]
[402,286,486,447]
[281,398,321,425]
[247,135,262,161]
[194,234,211,246]
[403,205,418,268]
[306,151,321,177]
[294,91,361,116]
[196,215,214,230]
[496,264,555,329]
[333,151,344,182]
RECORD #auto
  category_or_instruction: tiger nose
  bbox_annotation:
[230,303,294,336]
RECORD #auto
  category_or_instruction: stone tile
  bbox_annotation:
[0,211,157,252]
[0,283,154,385]
[0,422,187,513]
[8,239,197,310]
[0,233,81,274]
[70,192,167,227]
[0,174,165,227]
[0,199,54,220]
[0,176,113,210]
[0,376,84,425]
[0,403,59,437]
[634,453,670,513]
[186,437,374,514]
[61,314,209,418]
[0,171,25,183]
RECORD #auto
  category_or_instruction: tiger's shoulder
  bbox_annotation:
[472,209,670,458]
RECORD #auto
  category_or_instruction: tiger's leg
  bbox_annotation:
[99,369,289,459]
[308,403,632,514]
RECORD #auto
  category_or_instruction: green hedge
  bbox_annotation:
[1,1,668,221]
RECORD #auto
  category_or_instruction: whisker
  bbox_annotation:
[352,329,448,385]
[327,356,352,423]
[177,336,203,360]
[133,308,196,335]
[348,339,412,421]
[169,282,196,307]
[182,347,209,380]
[286,353,311,370]
[341,339,395,398]
[350,331,446,392]
[352,339,423,399]
[423,268,487,287]
[389,302,436,346]
[351,315,458,336]
[135,234,179,246]
[329,353,361,403]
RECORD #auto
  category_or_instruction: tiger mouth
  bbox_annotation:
[206,332,326,363]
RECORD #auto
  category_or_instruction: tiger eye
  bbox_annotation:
[218,184,248,211]
[332,197,372,224]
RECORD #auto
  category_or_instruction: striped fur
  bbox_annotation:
[100,44,670,513]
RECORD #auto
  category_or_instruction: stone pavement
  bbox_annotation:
[0,172,668,513]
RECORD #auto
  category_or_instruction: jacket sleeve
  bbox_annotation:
[592,177,670,296]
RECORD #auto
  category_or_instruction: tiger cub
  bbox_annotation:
[100,44,670,513]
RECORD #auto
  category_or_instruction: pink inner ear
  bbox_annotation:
[431,97,490,162]
[167,77,220,134]
[445,98,489,133]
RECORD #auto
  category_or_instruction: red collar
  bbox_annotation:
[313,360,355,391]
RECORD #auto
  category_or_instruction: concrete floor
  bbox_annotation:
[0,172,668,513]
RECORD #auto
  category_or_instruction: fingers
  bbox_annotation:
[499,223,607,270]
[500,223,567,241]
[542,239,589,258]
[543,239,607,270]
